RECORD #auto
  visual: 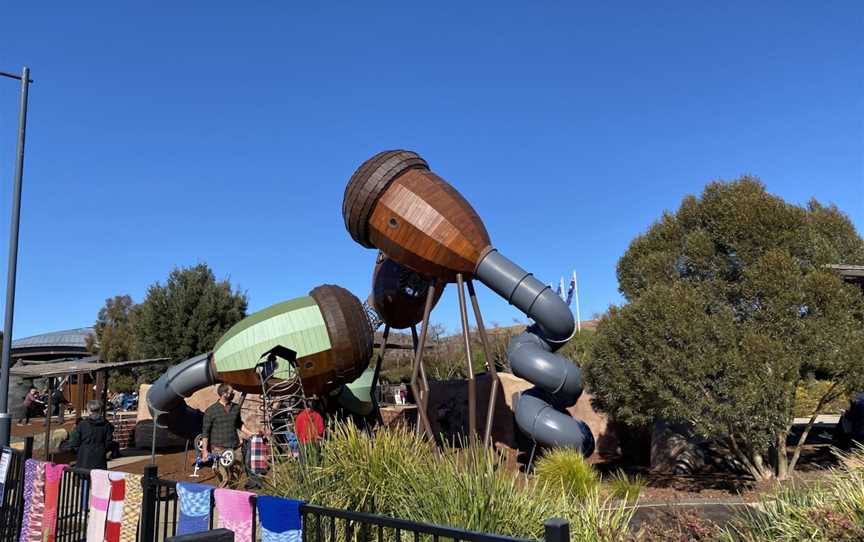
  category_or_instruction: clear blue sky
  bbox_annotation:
[0,2,861,339]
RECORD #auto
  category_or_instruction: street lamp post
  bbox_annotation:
[0,66,32,447]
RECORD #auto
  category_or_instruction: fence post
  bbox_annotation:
[140,464,159,542]
[23,435,33,459]
[544,518,569,542]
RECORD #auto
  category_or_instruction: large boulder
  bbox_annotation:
[424,373,616,461]
[137,383,267,436]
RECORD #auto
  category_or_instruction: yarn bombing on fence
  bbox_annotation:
[257,496,303,542]
[215,488,256,542]
[176,482,213,536]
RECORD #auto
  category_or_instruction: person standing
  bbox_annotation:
[63,400,116,469]
[201,384,249,487]
[17,386,44,425]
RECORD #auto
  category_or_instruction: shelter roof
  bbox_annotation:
[10,357,169,379]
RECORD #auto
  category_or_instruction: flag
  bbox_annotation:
[565,272,577,306]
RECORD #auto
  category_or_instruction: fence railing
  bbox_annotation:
[1,437,33,542]
[3,440,570,542]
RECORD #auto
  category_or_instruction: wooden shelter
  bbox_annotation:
[11,357,168,459]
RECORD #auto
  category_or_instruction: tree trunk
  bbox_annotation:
[776,431,789,481]
[750,451,775,481]
[788,383,840,474]
[728,432,775,481]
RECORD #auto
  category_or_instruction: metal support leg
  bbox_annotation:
[467,280,499,447]
[370,325,389,425]
[410,325,430,403]
[410,282,437,437]
[456,274,477,439]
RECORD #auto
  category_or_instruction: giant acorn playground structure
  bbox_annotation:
[147,150,594,462]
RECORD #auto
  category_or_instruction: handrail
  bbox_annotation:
[299,503,537,542]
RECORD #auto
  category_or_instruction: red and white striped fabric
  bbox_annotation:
[103,472,126,542]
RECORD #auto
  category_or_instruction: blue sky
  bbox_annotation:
[0,2,861,339]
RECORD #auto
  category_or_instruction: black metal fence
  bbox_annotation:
[2,440,570,542]
[1,437,32,541]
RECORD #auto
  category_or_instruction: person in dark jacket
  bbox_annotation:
[63,400,116,469]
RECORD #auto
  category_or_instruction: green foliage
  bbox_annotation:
[557,328,596,367]
[534,448,600,501]
[131,263,246,384]
[721,459,864,541]
[587,178,864,479]
[793,379,850,418]
[268,423,634,541]
[109,373,137,394]
[90,295,137,362]
[606,470,644,503]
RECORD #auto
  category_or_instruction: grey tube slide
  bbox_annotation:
[146,352,217,441]
[475,249,594,456]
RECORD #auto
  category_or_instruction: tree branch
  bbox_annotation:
[788,380,840,473]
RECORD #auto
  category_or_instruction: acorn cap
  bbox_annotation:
[343,150,429,248]
[309,284,374,382]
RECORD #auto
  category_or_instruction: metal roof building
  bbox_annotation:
[10,327,95,362]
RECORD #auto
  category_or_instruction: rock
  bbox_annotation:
[137,383,266,435]
[425,372,616,462]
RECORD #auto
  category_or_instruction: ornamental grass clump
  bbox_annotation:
[267,422,634,542]
[720,445,864,541]
[534,448,600,501]
[605,470,644,504]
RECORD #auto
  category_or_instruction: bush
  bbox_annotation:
[721,445,864,541]
[268,422,634,541]
[535,448,600,501]
[606,470,644,503]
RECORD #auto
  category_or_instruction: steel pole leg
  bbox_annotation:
[410,283,437,437]
[456,274,477,439]
[466,280,499,447]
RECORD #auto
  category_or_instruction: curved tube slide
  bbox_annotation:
[475,249,595,456]
[147,352,216,440]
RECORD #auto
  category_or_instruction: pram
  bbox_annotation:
[189,434,235,478]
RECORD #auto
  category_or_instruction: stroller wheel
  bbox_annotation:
[219,450,234,467]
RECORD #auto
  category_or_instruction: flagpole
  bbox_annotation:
[573,271,581,333]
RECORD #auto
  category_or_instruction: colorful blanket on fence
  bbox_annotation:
[257,496,303,542]
[43,463,67,542]
[215,488,255,542]
[26,463,45,542]
[86,470,112,542]
[17,460,36,542]
[118,474,143,542]
[176,482,213,536]
[18,459,45,542]
[104,471,127,542]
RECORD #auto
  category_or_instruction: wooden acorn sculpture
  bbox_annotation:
[343,150,595,455]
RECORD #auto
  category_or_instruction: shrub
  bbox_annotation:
[721,445,864,541]
[606,470,644,503]
[535,448,600,501]
[268,422,634,541]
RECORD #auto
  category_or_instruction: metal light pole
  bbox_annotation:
[0,66,32,447]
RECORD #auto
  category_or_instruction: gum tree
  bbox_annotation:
[586,178,864,480]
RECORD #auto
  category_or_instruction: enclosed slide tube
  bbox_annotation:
[475,249,595,456]
[147,352,217,440]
